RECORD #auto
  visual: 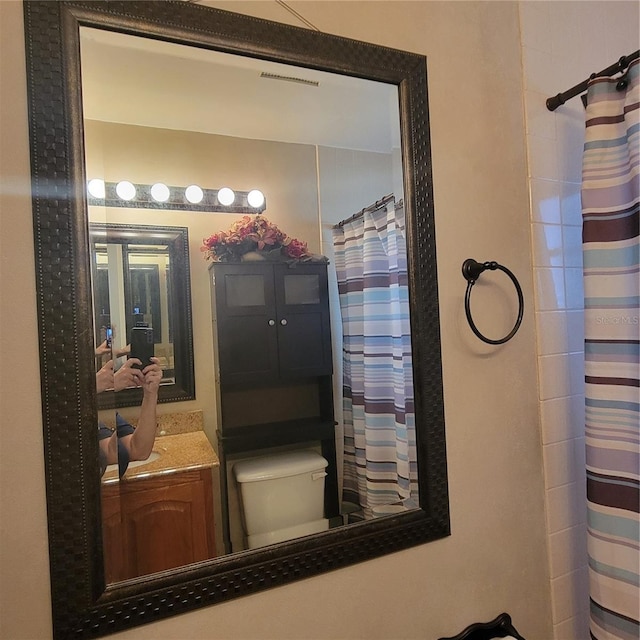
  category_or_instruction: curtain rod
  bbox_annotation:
[546,50,639,111]
[333,193,404,229]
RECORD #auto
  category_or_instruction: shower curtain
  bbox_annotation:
[582,59,639,639]
[332,196,417,518]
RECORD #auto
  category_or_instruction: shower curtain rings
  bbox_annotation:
[461,258,524,345]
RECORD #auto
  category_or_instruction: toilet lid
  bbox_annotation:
[233,450,328,482]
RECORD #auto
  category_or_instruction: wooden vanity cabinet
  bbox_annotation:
[101,468,216,583]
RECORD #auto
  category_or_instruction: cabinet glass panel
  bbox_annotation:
[283,274,320,305]
[225,274,265,307]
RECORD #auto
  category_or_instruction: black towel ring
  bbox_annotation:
[462,258,524,345]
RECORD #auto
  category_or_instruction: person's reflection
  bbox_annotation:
[96,356,162,478]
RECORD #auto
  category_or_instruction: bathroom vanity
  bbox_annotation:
[209,262,339,553]
[101,429,220,583]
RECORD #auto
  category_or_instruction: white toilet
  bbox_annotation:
[233,450,329,549]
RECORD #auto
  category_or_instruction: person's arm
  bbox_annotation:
[96,360,114,393]
[114,344,130,359]
[121,358,162,461]
[95,340,111,358]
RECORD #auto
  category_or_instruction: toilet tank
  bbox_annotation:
[233,450,328,536]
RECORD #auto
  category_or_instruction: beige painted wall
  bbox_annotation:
[1,2,553,639]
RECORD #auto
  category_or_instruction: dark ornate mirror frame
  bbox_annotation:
[90,222,195,409]
[23,1,448,638]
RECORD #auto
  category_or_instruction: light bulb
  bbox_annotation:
[87,178,105,199]
[185,184,204,204]
[217,187,235,206]
[247,189,265,208]
[115,181,136,201]
[150,183,170,203]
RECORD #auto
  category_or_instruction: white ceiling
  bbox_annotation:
[79,26,400,153]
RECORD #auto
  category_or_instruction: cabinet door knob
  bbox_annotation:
[268,319,276,326]
[280,318,288,326]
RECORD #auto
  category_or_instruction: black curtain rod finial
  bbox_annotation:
[546,93,565,111]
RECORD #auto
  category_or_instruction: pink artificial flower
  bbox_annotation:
[201,215,310,262]
[284,238,309,259]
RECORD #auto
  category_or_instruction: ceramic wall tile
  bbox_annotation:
[530,178,561,224]
[560,182,582,226]
[540,396,573,445]
[566,310,585,353]
[553,612,590,640]
[535,267,566,311]
[564,268,584,311]
[536,311,569,356]
[527,133,559,180]
[546,482,583,534]
[524,89,556,140]
[532,223,564,267]
[522,45,554,94]
[543,439,577,489]
[551,566,589,624]
[538,353,571,401]
[562,223,583,269]
[569,393,586,441]
[568,352,585,397]
[548,522,588,579]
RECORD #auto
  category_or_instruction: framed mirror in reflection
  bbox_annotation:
[89,223,194,408]
[23,2,448,638]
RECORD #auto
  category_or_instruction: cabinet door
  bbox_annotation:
[121,474,215,579]
[274,263,332,378]
[101,485,128,584]
[212,264,279,384]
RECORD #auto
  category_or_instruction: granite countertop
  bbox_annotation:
[102,412,219,485]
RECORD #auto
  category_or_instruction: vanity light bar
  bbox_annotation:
[87,180,266,214]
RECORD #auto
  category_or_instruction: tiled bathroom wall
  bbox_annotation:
[519,2,639,638]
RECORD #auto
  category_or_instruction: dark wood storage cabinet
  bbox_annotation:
[101,469,216,583]
[212,262,332,384]
[209,262,339,553]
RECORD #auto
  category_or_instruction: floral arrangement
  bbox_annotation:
[201,215,311,263]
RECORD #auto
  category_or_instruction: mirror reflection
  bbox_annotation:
[91,223,195,411]
[81,25,418,582]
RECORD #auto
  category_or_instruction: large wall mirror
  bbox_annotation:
[23,1,448,638]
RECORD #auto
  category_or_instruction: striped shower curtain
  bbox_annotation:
[582,59,639,639]
[332,197,417,519]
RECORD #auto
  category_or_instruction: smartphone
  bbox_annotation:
[105,326,113,348]
[129,326,154,369]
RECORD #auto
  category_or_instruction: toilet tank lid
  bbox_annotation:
[234,450,328,482]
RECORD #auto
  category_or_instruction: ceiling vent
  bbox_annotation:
[260,72,319,87]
